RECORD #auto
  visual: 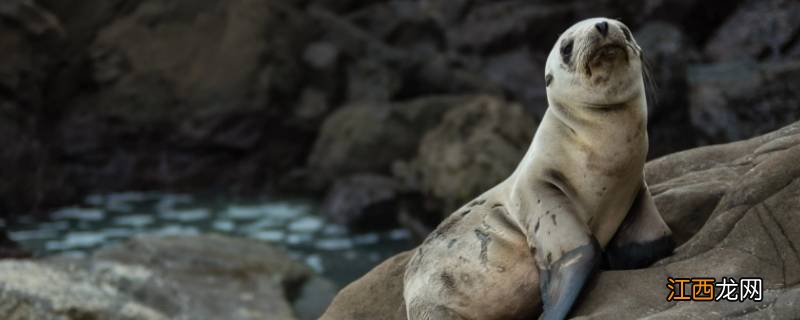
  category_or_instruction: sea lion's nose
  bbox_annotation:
[595,21,608,36]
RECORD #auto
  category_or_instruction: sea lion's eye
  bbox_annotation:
[620,25,633,42]
[560,39,573,64]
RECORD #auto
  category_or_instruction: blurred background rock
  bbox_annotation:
[1,0,799,264]
[2,0,800,319]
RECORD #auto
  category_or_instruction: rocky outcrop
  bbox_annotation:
[313,95,536,232]
[688,61,800,145]
[0,0,72,214]
[575,120,800,318]
[634,21,700,158]
[704,0,800,62]
[307,96,472,188]
[51,0,320,196]
[395,95,535,216]
[322,120,800,319]
[0,235,336,320]
[320,174,408,230]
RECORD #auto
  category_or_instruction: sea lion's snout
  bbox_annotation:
[595,21,608,36]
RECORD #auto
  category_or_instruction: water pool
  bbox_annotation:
[3,191,414,287]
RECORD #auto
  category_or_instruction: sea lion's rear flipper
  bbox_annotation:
[604,181,674,270]
[527,185,602,320]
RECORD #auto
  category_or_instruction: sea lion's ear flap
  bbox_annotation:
[604,181,674,270]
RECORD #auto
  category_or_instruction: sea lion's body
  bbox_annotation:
[404,93,648,319]
[323,18,674,320]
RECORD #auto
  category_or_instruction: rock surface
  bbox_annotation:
[688,60,800,145]
[320,173,407,230]
[0,231,30,259]
[307,95,471,188]
[323,120,800,319]
[0,235,336,320]
[396,95,536,216]
[572,116,800,319]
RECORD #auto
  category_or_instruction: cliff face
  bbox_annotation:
[1,0,799,230]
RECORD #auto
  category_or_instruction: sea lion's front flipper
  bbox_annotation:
[538,239,601,320]
[604,181,674,270]
[526,185,602,320]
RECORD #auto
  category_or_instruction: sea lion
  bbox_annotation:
[321,17,674,320]
[402,18,673,320]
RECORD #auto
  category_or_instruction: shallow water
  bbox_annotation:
[4,192,413,286]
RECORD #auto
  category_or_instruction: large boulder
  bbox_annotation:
[688,61,800,145]
[48,0,321,195]
[0,0,73,214]
[320,173,407,230]
[634,21,700,158]
[306,95,473,187]
[704,0,800,62]
[572,120,800,318]
[0,261,167,320]
[0,235,335,320]
[396,95,536,216]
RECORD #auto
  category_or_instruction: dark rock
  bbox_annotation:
[0,230,30,259]
[447,2,575,54]
[396,95,536,215]
[634,21,701,158]
[346,59,404,102]
[307,95,472,186]
[418,0,471,28]
[482,48,548,115]
[0,1,73,215]
[320,174,405,230]
[704,0,800,62]
[45,0,321,195]
[586,0,744,46]
[687,60,800,145]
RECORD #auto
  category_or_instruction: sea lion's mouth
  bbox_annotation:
[588,44,627,63]
[584,43,628,77]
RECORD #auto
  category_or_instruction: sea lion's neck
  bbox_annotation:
[504,93,648,205]
[546,94,647,133]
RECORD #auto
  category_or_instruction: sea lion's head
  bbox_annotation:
[545,18,644,107]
